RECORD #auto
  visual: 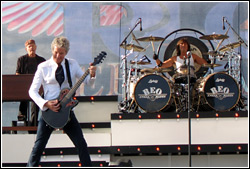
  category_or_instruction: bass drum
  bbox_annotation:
[133,74,174,113]
[194,72,240,111]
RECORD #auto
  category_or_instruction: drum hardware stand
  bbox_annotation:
[237,97,247,110]
[174,84,189,113]
[215,27,230,51]
[172,94,180,113]
[119,51,132,113]
[224,17,248,103]
[128,99,141,113]
[174,87,184,113]
[119,18,141,111]
[195,93,204,112]
[128,99,135,112]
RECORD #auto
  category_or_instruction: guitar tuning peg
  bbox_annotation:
[101,51,107,55]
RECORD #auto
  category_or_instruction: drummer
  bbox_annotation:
[153,38,208,83]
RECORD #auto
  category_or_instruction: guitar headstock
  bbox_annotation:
[92,51,107,66]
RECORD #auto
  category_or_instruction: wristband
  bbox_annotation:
[153,54,158,60]
[157,61,163,67]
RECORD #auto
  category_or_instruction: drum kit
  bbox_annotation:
[119,31,246,113]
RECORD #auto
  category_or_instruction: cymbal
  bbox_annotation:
[141,67,172,73]
[202,51,218,56]
[219,42,243,52]
[202,64,222,68]
[120,44,146,52]
[202,51,223,56]
[137,36,164,42]
[199,34,229,40]
[130,61,151,65]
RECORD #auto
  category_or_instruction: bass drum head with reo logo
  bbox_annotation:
[164,36,209,79]
[199,72,240,111]
[133,74,172,113]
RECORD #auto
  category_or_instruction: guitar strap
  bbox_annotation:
[65,59,72,88]
[65,59,74,119]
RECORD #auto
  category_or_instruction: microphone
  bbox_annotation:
[186,51,192,58]
[139,18,142,31]
[222,17,225,30]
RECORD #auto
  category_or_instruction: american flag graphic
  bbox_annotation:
[100,5,127,26]
[2,2,64,37]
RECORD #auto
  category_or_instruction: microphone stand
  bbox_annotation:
[187,53,192,167]
[120,19,141,107]
[224,18,248,48]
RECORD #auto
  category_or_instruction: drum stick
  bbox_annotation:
[151,41,155,54]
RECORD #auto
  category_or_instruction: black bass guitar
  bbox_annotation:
[42,51,106,129]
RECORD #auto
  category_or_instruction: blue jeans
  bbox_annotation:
[27,112,92,167]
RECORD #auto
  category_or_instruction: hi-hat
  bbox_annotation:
[137,36,164,42]
[199,34,229,40]
[141,67,172,73]
[120,44,146,52]
[219,42,243,52]
[130,61,151,65]
[202,63,222,68]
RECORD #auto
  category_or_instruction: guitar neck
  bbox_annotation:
[65,69,90,99]
[62,51,106,100]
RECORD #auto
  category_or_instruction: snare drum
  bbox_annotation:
[173,65,197,84]
[133,74,174,113]
[194,72,240,111]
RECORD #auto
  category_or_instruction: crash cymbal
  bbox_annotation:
[219,42,243,52]
[203,51,222,56]
[141,67,172,73]
[120,44,146,52]
[130,61,151,65]
[202,64,222,68]
[137,36,164,42]
[199,34,229,40]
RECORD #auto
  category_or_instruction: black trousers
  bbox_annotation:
[19,101,39,126]
[27,112,92,167]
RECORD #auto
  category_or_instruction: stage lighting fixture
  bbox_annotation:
[157,114,161,119]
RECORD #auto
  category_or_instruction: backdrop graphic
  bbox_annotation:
[1,2,248,124]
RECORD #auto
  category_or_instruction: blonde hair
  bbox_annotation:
[51,36,70,53]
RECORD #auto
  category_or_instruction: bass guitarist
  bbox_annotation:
[27,36,97,167]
